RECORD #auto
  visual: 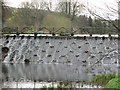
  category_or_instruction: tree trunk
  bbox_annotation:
[65,2,68,14]
[118,1,120,33]
[69,1,71,15]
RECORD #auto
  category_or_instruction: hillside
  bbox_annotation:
[2,3,118,34]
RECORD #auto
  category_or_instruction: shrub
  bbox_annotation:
[25,30,35,33]
[90,74,118,86]
[104,78,120,89]
[42,85,47,89]
[2,27,18,33]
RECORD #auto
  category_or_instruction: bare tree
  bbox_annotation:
[57,0,84,21]
[16,1,50,31]
[56,0,84,34]
[0,1,2,32]
[1,1,13,26]
[86,0,120,32]
[29,1,53,31]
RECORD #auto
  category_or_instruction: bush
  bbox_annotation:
[2,27,18,33]
[104,78,120,89]
[25,30,35,33]
[90,74,118,86]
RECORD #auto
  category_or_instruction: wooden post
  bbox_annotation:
[0,0,2,33]
[0,1,3,89]
[118,1,120,70]
[118,1,120,32]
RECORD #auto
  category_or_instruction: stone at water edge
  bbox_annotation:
[2,47,9,54]
[2,47,9,61]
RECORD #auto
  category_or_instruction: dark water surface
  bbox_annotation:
[2,63,91,82]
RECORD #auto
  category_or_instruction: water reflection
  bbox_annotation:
[2,63,90,82]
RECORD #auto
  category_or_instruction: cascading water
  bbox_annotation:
[2,34,119,88]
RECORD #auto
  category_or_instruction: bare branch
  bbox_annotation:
[85,1,120,31]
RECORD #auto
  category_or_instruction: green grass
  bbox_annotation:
[104,78,120,89]
[90,74,119,86]
[25,30,35,33]
[41,14,71,33]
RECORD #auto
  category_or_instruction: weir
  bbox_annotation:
[1,34,119,82]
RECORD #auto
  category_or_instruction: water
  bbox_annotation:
[3,81,102,88]
[2,63,90,82]
[2,36,118,64]
[1,35,119,88]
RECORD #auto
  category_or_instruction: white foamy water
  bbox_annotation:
[3,81,102,88]
[2,35,119,82]
[3,34,119,37]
